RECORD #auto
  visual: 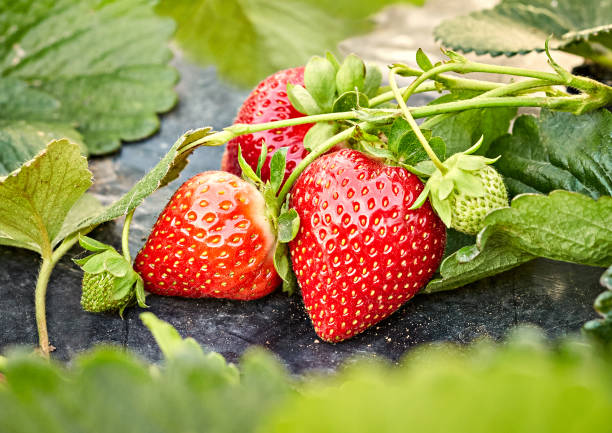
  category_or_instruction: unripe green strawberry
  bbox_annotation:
[74,235,147,316]
[81,271,132,313]
[449,165,508,235]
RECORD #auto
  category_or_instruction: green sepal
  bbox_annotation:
[332,91,369,113]
[238,145,262,186]
[353,108,398,124]
[594,290,612,317]
[269,147,288,195]
[430,189,452,227]
[336,53,366,94]
[412,160,436,176]
[78,235,113,253]
[112,271,138,301]
[361,142,394,161]
[79,249,118,274]
[256,144,268,178]
[409,182,431,210]
[443,49,467,63]
[325,51,341,72]
[273,242,298,295]
[463,135,484,155]
[456,154,487,171]
[303,122,338,152]
[278,208,300,243]
[134,275,148,308]
[416,48,434,71]
[305,56,337,112]
[363,64,383,98]
[449,170,485,197]
[287,83,321,115]
[105,256,131,277]
[438,177,454,201]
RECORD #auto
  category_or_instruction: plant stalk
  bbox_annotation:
[122,209,135,262]
[35,255,54,358]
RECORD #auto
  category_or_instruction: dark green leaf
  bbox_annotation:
[489,110,612,198]
[303,122,339,152]
[416,48,434,71]
[434,0,612,61]
[1,0,177,157]
[336,54,366,94]
[287,84,322,115]
[424,92,517,156]
[478,191,612,268]
[332,91,369,113]
[277,209,300,243]
[305,56,337,111]
[424,232,534,294]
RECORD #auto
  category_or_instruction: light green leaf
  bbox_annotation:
[336,54,366,94]
[287,84,322,115]
[362,64,383,98]
[304,56,337,111]
[331,91,369,113]
[269,147,288,194]
[434,0,612,64]
[478,191,612,268]
[157,0,423,87]
[277,209,300,243]
[416,48,434,71]
[0,0,177,158]
[303,122,339,152]
[274,242,298,295]
[0,139,92,255]
[489,110,612,198]
[140,312,205,361]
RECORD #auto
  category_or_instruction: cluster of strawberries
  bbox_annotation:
[81,54,508,342]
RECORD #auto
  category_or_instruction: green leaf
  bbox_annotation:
[269,147,288,194]
[277,209,300,243]
[303,122,339,152]
[1,0,177,157]
[387,118,439,165]
[425,92,517,156]
[256,144,268,179]
[158,0,423,87]
[489,110,612,199]
[478,191,612,268]
[336,54,366,94]
[0,139,93,255]
[104,256,132,278]
[140,312,205,361]
[416,48,434,71]
[78,235,114,253]
[287,84,322,115]
[601,265,612,291]
[304,56,337,111]
[274,243,298,295]
[332,91,369,113]
[424,232,534,294]
[434,0,612,63]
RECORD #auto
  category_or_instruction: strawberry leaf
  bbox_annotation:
[304,56,337,112]
[277,209,300,243]
[434,0,612,64]
[303,122,339,152]
[0,139,95,255]
[0,0,177,159]
[269,148,288,194]
[332,91,369,113]
[336,54,366,94]
[489,110,612,199]
[287,84,322,115]
[362,65,383,98]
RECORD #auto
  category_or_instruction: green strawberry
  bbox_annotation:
[74,236,147,315]
[411,136,508,236]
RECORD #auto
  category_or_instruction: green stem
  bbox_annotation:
[277,125,360,203]
[35,255,54,358]
[122,209,135,262]
[389,68,446,173]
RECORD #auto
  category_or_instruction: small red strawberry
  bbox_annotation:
[221,67,313,183]
[289,149,446,342]
[134,171,280,300]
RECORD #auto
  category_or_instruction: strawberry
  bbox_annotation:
[289,149,446,342]
[221,67,313,183]
[134,171,280,300]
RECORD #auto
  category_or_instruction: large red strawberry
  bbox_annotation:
[289,149,446,342]
[221,67,313,183]
[134,171,280,300]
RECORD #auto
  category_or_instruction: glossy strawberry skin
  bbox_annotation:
[221,67,313,183]
[134,172,280,300]
[289,149,446,342]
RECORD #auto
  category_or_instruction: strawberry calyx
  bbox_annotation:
[74,234,147,316]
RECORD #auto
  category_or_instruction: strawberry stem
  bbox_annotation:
[35,256,53,358]
[389,68,447,174]
[122,209,135,262]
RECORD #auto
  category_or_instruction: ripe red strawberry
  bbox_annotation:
[289,149,446,342]
[221,67,313,183]
[134,171,280,300]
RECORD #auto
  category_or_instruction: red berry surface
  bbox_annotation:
[289,149,446,342]
[221,67,313,183]
[134,171,280,300]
